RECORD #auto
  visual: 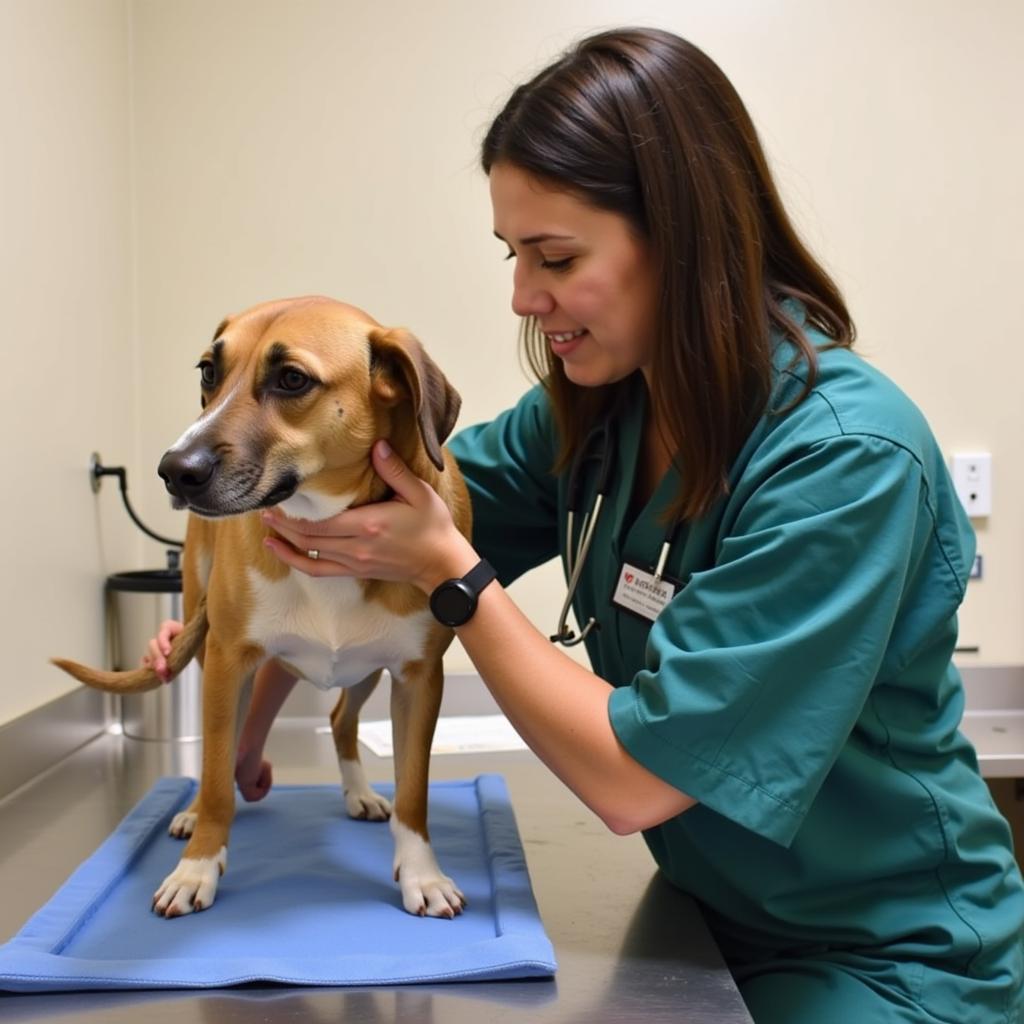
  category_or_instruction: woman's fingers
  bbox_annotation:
[158,619,183,654]
[139,620,185,682]
[259,442,460,586]
[371,440,429,505]
[261,514,327,554]
[142,637,172,682]
[263,534,350,577]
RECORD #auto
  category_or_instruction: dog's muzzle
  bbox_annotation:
[158,447,220,508]
[158,445,299,516]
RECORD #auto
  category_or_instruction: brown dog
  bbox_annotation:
[54,295,471,918]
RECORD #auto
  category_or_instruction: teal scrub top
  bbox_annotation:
[447,324,1024,1022]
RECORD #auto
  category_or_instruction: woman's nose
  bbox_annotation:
[511,266,555,318]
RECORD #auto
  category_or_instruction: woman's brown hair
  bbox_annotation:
[481,27,854,521]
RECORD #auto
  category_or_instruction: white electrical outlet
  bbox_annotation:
[951,452,992,517]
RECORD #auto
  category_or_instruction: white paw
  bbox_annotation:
[392,819,465,919]
[338,757,391,821]
[168,810,197,839]
[153,848,227,917]
[345,787,392,821]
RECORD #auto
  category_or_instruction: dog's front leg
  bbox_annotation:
[153,641,252,918]
[390,659,465,918]
[166,673,254,841]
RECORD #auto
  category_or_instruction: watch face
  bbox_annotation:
[430,581,475,626]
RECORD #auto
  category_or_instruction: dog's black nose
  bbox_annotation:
[158,447,219,500]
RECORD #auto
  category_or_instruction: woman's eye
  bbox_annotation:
[540,256,575,272]
[197,361,216,388]
[503,249,516,261]
[279,368,310,392]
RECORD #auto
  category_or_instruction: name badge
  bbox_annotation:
[612,563,678,623]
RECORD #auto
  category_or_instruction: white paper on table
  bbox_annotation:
[344,715,529,757]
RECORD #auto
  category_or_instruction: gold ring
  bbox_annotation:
[307,548,320,561]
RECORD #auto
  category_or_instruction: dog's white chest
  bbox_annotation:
[246,570,432,689]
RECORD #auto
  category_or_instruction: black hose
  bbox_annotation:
[94,462,184,549]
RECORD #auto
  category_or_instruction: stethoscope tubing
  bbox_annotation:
[551,498,605,646]
[552,414,615,647]
[550,405,681,647]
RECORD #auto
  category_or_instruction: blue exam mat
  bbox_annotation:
[0,775,556,992]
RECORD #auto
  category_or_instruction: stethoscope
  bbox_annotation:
[551,416,615,647]
[550,412,682,647]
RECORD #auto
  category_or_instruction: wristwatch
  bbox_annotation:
[429,559,497,627]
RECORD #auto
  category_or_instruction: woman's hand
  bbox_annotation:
[141,619,184,682]
[261,440,477,593]
[141,622,284,800]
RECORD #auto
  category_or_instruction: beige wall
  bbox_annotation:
[3,0,1021,727]
[1,0,139,725]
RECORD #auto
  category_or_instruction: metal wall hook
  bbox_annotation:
[89,452,184,550]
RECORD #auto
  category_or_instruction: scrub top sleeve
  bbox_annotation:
[447,385,560,586]
[609,433,946,847]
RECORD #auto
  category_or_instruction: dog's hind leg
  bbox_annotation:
[390,658,465,918]
[329,670,391,821]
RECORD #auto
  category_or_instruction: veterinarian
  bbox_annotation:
[148,27,1024,1024]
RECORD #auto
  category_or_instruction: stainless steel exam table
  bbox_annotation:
[0,675,754,1024]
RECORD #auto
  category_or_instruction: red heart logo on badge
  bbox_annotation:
[625,573,634,583]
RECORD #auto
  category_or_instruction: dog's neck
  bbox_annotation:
[275,438,431,522]
[275,488,358,522]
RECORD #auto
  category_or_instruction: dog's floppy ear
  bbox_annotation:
[368,327,461,471]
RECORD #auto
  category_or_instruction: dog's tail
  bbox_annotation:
[51,595,209,694]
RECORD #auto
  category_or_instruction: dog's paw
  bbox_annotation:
[397,867,466,919]
[168,810,197,839]
[338,759,392,821]
[392,821,465,919]
[344,786,392,822]
[152,848,227,917]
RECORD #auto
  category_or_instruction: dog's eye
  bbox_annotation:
[278,368,311,393]
[197,360,217,389]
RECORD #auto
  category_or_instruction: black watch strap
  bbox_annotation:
[462,558,497,595]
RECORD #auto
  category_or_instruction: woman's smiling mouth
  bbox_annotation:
[545,327,589,356]
[546,328,587,343]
